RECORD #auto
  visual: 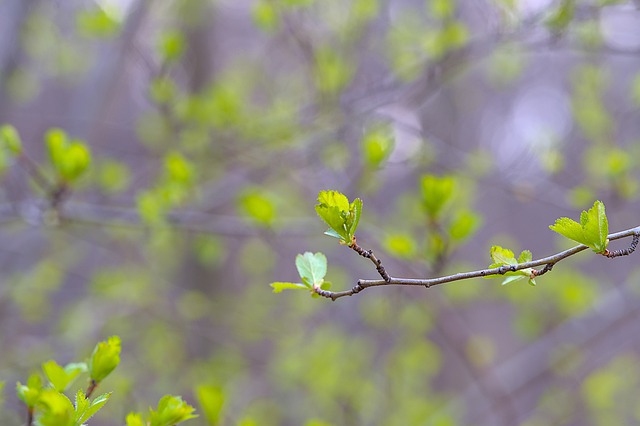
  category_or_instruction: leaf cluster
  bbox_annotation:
[15,336,198,426]
[314,190,362,245]
[270,252,330,296]
[488,246,537,286]
[137,151,196,225]
[16,337,120,426]
[126,395,197,426]
[549,200,609,253]
[45,129,92,183]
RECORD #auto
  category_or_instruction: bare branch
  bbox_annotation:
[603,233,639,258]
[348,237,391,282]
[315,226,640,301]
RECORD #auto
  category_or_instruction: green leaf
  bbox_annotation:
[316,206,348,241]
[489,246,517,266]
[362,127,394,168]
[16,373,43,408]
[98,160,131,193]
[0,124,22,154]
[42,361,83,393]
[164,151,193,185]
[314,47,352,94]
[323,228,343,240]
[315,190,362,243]
[549,200,609,253]
[546,0,575,32]
[295,252,327,287]
[429,0,455,19]
[253,0,280,31]
[88,336,121,383]
[348,198,363,237]
[159,30,185,63]
[448,210,481,241]
[488,245,536,286]
[501,275,525,285]
[442,21,469,49]
[35,389,75,426]
[75,391,111,424]
[238,190,276,227]
[384,233,417,259]
[270,282,309,293]
[74,390,89,423]
[420,175,456,219]
[45,129,91,182]
[517,250,532,263]
[76,7,120,38]
[195,385,225,426]
[149,77,177,105]
[317,190,350,212]
[148,395,198,426]
[137,190,167,225]
[126,413,146,426]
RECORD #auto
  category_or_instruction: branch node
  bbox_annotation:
[314,287,337,301]
[498,265,516,275]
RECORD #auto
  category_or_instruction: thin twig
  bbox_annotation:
[315,226,640,301]
[603,233,639,258]
[16,153,68,209]
[17,153,54,194]
[57,201,317,237]
[85,379,98,399]
[348,237,391,282]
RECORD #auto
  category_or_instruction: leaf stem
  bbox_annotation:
[315,226,640,301]
[86,379,98,399]
[17,153,54,194]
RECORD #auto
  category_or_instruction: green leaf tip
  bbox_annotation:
[315,190,362,244]
[549,200,609,253]
[488,245,536,286]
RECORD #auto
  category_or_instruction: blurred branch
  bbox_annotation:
[57,202,317,237]
[315,226,640,300]
[16,153,54,195]
[454,274,640,424]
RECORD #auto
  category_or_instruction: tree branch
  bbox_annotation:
[348,237,391,282]
[315,226,640,301]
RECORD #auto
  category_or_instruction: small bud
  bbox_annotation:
[89,336,121,383]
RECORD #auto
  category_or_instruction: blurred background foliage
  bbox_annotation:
[0,0,640,425]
